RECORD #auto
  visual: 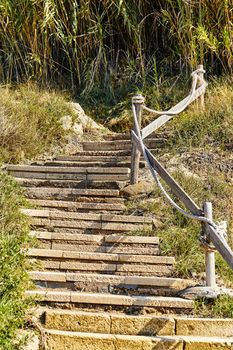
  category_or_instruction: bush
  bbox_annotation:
[0,84,74,163]
[0,172,32,349]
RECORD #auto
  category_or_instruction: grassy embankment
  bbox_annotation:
[0,173,31,349]
[0,85,76,349]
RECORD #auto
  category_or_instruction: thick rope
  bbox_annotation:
[142,67,207,115]
[132,69,219,231]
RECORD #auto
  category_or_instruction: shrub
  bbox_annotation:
[0,84,74,163]
[0,172,32,349]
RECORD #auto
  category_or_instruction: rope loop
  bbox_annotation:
[191,67,206,77]
[132,94,145,105]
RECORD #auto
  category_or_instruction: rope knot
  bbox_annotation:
[132,94,145,105]
[191,66,206,77]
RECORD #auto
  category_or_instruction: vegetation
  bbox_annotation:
[0,1,232,92]
[0,173,32,349]
[0,0,232,327]
[0,84,75,163]
[195,295,233,318]
[126,165,233,285]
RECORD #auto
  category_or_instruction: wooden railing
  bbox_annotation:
[130,65,233,287]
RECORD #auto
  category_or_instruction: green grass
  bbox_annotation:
[0,84,75,163]
[0,172,33,349]
[126,169,233,285]
[168,79,233,151]
[195,295,233,318]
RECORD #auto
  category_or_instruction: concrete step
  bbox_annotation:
[28,248,168,263]
[29,248,174,277]
[25,188,120,200]
[43,309,233,337]
[43,330,233,350]
[30,271,192,295]
[7,165,130,183]
[103,133,130,141]
[82,139,165,151]
[54,155,135,162]
[15,178,127,190]
[30,231,160,255]
[44,160,145,168]
[102,132,168,141]
[29,199,126,212]
[23,209,152,224]
[23,209,152,233]
[6,165,130,174]
[26,290,194,311]
[31,261,172,276]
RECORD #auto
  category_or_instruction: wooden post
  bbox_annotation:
[203,202,216,288]
[130,94,144,184]
[197,64,205,109]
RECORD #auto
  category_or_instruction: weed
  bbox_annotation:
[195,295,233,318]
[126,169,233,286]
[0,172,33,349]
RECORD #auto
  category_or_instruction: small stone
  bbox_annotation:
[120,181,154,197]
[60,115,72,130]
[73,123,83,135]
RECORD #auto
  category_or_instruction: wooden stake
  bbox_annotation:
[197,64,205,109]
[130,95,144,184]
[203,202,216,288]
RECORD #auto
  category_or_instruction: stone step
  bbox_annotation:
[55,155,133,162]
[26,290,194,310]
[30,260,173,276]
[43,330,233,350]
[28,248,167,263]
[44,160,145,168]
[6,165,130,174]
[13,172,129,182]
[25,188,120,200]
[29,249,174,277]
[30,271,191,295]
[16,178,127,190]
[30,231,160,255]
[103,133,130,141]
[71,149,159,157]
[29,199,126,212]
[102,132,168,141]
[7,165,130,184]
[43,309,233,337]
[82,139,165,151]
[31,270,179,284]
[23,209,152,224]
[23,209,152,233]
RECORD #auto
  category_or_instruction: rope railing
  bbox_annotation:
[130,65,233,288]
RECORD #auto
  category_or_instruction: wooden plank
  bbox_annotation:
[131,131,202,216]
[141,85,206,139]
[208,225,233,269]
[130,103,142,184]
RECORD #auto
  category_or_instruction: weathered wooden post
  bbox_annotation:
[203,202,216,287]
[130,94,145,184]
[197,64,205,108]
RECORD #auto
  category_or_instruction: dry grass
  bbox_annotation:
[0,84,75,163]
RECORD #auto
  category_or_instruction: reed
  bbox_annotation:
[0,1,232,91]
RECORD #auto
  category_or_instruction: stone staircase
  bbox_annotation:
[6,133,233,349]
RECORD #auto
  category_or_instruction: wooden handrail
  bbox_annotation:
[130,65,233,281]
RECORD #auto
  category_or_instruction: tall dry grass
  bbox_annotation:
[0,1,232,91]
